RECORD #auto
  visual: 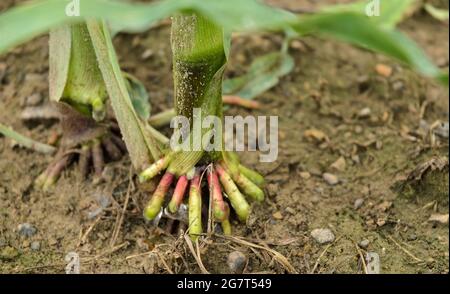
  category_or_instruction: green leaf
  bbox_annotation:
[123,72,151,120]
[86,19,159,169]
[48,24,71,102]
[223,51,294,100]
[0,123,56,154]
[0,0,294,55]
[321,0,416,28]
[291,11,448,84]
[0,0,446,85]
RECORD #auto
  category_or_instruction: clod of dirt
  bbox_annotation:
[311,228,335,244]
[323,173,339,186]
[299,171,311,179]
[330,157,346,172]
[272,211,283,220]
[31,241,40,251]
[428,213,449,225]
[354,198,364,210]
[311,195,321,204]
[358,239,370,249]
[377,201,392,213]
[17,223,37,238]
[227,251,247,274]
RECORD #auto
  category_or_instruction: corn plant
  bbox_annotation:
[0,0,448,240]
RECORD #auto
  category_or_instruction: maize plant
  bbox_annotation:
[0,0,448,241]
[35,23,123,189]
[137,14,269,238]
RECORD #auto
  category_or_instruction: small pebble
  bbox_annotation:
[354,198,364,210]
[299,171,311,179]
[358,239,370,249]
[311,195,321,204]
[17,223,37,238]
[407,234,417,241]
[141,49,154,60]
[25,93,42,106]
[376,218,386,227]
[31,241,40,251]
[290,40,306,51]
[266,183,279,197]
[48,238,58,246]
[311,228,335,244]
[357,107,371,119]
[392,80,404,91]
[323,173,339,185]
[272,211,283,220]
[351,154,360,164]
[285,207,296,215]
[227,251,247,274]
[330,157,346,172]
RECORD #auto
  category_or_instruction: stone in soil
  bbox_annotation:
[31,241,40,251]
[323,173,339,185]
[17,223,37,238]
[311,228,335,244]
[227,251,247,274]
[358,239,370,249]
[354,198,364,210]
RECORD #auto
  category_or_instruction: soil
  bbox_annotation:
[0,0,448,274]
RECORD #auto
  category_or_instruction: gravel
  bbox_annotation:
[227,251,247,274]
[17,223,37,238]
[311,228,335,244]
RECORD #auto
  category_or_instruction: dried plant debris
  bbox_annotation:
[394,156,449,201]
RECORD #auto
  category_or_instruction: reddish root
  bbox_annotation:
[207,168,229,222]
[143,172,175,221]
[102,136,122,161]
[42,154,74,190]
[78,145,92,179]
[168,175,189,214]
[92,139,104,181]
[110,134,127,153]
[222,95,261,110]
